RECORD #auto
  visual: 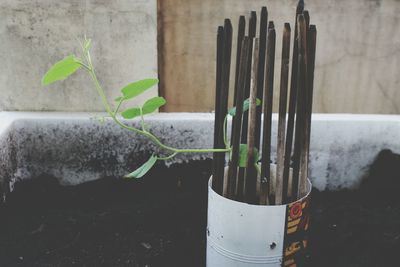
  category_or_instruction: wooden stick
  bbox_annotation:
[226,37,251,199]
[216,19,232,195]
[260,22,276,205]
[244,38,260,204]
[303,10,310,30]
[282,0,304,203]
[237,11,257,199]
[297,12,313,198]
[231,16,246,139]
[212,26,225,193]
[240,11,257,142]
[275,23,291,205]
[254,7,268,151]
[292,14,307,200]
[299,25,317,197]
[306,25,317,147]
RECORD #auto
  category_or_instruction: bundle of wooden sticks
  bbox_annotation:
[212,0,317,205]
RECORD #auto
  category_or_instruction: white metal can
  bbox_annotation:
[206,166,312,267]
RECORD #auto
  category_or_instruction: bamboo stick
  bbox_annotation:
[297,12,313,198]
[244,38,260,204]
[292,14,307,200]
[254,7,268,151]
[306,25,317,146]
[231,16,246,140]
[216,20,232,195]
[275,23,291,205]
[241,12,257,142]
[212,26,225,194]
[260,22,276,205]
[226,37,251,199]
[298,25,317,197]
[237,11,257,198]
[282,0,304,203]
[303,10,310,30]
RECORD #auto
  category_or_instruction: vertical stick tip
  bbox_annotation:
[303,10,310,24]
[261,6,267,14]
[224,18,232,28]
[217,26,224,36]
[297,0,305,13]
[268,21,275,29]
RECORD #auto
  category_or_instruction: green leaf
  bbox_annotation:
[142,97,166,114]
[125,155,158,178]
[238,144,260,167]
[238,144,248,167]
[42,55,82,86]
[121,107,141,119]
[118,79,159,101]
[228,98,262,116]
[121,97,166,119]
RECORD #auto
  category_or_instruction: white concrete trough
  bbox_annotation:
[0,112,399,201]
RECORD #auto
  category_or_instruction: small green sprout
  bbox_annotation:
[42,38,261,178]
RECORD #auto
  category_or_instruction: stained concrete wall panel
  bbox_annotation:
[159,0,400,113]
[0,0,157,111]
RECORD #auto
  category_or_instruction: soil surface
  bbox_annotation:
[0,150,399,267]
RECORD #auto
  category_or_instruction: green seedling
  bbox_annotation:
[42,38,261,178]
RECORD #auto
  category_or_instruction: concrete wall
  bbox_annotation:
[2,0,400,114]
[0,0,157,111]
[159,0,400,113]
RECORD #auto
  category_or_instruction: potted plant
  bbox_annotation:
[42,2,316,266]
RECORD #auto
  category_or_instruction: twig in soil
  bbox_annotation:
[30,223,46,235]
[46,232,81,254]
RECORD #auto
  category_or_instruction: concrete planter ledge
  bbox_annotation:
[0,112,399,200]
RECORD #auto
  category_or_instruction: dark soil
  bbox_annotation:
[310,149,400,267]
[0,150,399,267]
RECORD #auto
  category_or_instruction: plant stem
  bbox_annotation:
[114,99,123,114]
[157,152,178,160]
[140,108,146,131]
[83,50,231,157]
[223,115,229,148]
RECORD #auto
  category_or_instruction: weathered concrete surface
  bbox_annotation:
[0,112,399,197]
[160,0,400,113]
[0,0,157,111]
